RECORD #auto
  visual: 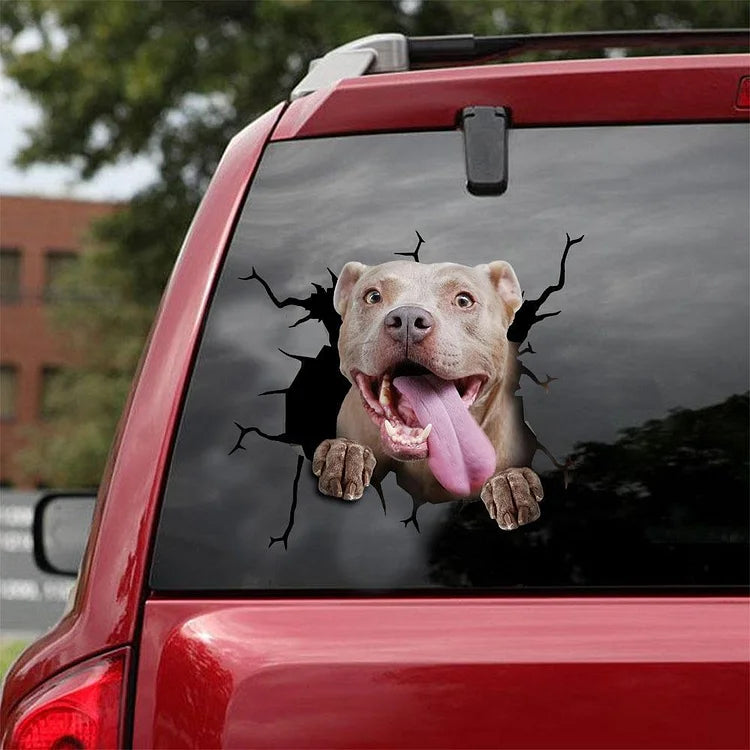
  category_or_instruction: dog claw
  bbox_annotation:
[481,467,543,531]
[313,438,375,502]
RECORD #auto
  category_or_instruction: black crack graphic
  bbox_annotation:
[238,266,341,346]
[394,230,425,262]
[506,233,584,488]
[231,266,349,547]
[508,233,584,343]
[268,455,304,549]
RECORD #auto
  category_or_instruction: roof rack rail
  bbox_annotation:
[291,28,749,100]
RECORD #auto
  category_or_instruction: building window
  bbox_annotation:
[1,248,22,303]
[1,364,19,421]
[40,366,64,420]
[44,250,78,301]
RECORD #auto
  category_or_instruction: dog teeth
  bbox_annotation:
[378,372,430,448]
[379,375,393,409]
[417,423,432,441]
[383,419,432,446]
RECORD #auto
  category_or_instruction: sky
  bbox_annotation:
[0,71,157,202]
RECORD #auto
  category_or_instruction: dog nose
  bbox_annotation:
[384,306,434,344]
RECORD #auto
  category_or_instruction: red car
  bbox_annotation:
[2,30,749,749]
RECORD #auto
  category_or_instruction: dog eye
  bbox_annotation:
[364,289,382,304]
[455,292,475,308]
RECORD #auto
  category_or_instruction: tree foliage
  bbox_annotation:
[2,0,747,485]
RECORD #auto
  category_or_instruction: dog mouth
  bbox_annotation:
[352,362,487,464]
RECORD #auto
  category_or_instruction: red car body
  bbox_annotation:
[2,53,749,749]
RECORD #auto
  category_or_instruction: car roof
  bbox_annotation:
[274,53,749,140]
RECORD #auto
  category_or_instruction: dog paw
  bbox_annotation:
[480,467,544,531]
[312,438,376,501]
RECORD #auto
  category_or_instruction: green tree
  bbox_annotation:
[2,0,747,486]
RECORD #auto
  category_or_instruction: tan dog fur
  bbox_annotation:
[312,260,543,530]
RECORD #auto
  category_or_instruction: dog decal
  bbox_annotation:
[232,232,579,547]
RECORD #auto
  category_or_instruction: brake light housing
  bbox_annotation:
[3,649,128,750]
[736,76,750,108]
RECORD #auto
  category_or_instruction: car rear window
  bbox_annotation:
[150,123,749,592]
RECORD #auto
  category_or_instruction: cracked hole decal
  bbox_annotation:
[231,231,580,548]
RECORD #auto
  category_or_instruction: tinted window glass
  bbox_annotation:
[151,125,749,592]
[44,250,78,301]
[1,364,19,420]
[1,249,21,303]
[40,366,64,420]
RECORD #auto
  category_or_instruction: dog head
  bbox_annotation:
[334,259,522,487]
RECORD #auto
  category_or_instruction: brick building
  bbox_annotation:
[1,195,119,487]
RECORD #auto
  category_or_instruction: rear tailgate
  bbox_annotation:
[133,598,749,748]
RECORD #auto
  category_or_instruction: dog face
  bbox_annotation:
[334,260,522,468]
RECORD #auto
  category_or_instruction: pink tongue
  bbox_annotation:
[393,374,496,497]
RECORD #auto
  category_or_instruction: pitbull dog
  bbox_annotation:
[312,259,543,530]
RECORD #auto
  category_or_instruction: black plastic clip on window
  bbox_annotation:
[462,106,510,197]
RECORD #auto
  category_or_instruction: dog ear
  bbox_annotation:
[485,260,522,314]
[333,262,368,316]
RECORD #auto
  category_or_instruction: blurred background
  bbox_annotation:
[0,0,748,668]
